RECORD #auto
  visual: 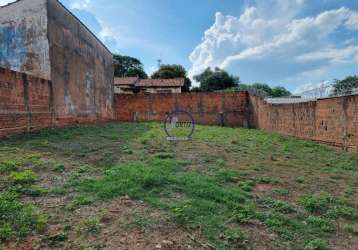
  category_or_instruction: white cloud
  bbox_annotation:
[189,1,358,90]
[296,45,358,64]
[0,0,15,7]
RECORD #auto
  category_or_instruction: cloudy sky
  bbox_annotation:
[1,0,357,92]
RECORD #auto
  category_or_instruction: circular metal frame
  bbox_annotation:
[164,110,195,140]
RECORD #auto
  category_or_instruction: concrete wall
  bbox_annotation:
[47,0,114,125]
[0,0,51,80]
[249,95,358,151]
[114,92,251,127]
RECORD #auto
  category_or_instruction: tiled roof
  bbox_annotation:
[136,78,184,87]
[114,77,139,86]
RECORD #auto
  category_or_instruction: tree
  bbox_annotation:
[271,86,291,97]
[113,54,148,79]
[240,83,290,97]
[151,64,192,92]
[194,67,239,92]
[332,76,358,96]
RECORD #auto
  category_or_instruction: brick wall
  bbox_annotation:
[114,92,251,127]
[249,94,358,151]
[0,67,53,137]
[0,67,112,137]
[2,66,357,152]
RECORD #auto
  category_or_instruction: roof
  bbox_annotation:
[114,77,139,86]
[265,97,317,104]
[136,78,184,87]
[114,78,185,88]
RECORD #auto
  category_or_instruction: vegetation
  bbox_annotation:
[238,83,291,97]
[194,67,239,92]
[0,123,357,249]
[113,54,148,79]
[151,64,192,92]
[332,75,358,96]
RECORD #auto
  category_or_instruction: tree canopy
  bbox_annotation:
[113,54,148,79]
[151,64,191,92]
[194,67,239,92]
[238,83,291,97]
[332,75,358,96]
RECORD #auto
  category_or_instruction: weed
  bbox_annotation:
[326,206,358,219]
[273,188,289,196]
[296,176,305,183]
[53,163,65,173]
[344,187,353,196]
[154,152,174,159]
[343,224,358,235]
[259,198,295,214]
[78,217,101,234]
[8,169,37,185]
[126,214,160,231]
[0,192,47,241]
[305,239,329,250]
[255,176,280,184]
[0,160,19,173]
[220,228,246,247]
[306,216,333,232]
[239,180,255,192]
[300,193,332,213]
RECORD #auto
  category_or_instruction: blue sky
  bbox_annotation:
[1,0,358,92]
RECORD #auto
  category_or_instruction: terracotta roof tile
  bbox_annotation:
[114,77,139,86]
[136,78,184,87]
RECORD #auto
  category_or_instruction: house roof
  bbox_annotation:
[114,77,185,88]
[114,77,139,86]
[136,78,184,87]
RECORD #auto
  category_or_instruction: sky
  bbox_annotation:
[1,0,358,92]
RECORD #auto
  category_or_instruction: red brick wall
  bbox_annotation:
[0,67,53,137]
[114,92,251,127]
[0,67,112,138]
[249,95,358,151]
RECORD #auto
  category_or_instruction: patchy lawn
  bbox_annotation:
[0,122,357,250]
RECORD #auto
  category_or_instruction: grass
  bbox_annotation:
[0,122,357,249]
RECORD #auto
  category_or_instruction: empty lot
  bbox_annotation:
[0,123,357,249]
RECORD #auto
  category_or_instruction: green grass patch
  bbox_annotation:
[0,192,47,242]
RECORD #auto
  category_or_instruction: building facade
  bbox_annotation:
[0,0,114,123]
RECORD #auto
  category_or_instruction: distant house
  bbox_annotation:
[114,77,139,94]
[114,77,184,94]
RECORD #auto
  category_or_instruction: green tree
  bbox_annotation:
[151,64,191,92]
[239,83,290,97]
[271,86,291,97]
[194,67,239,92]
[113,54,148,79]
[332,75,358,95]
